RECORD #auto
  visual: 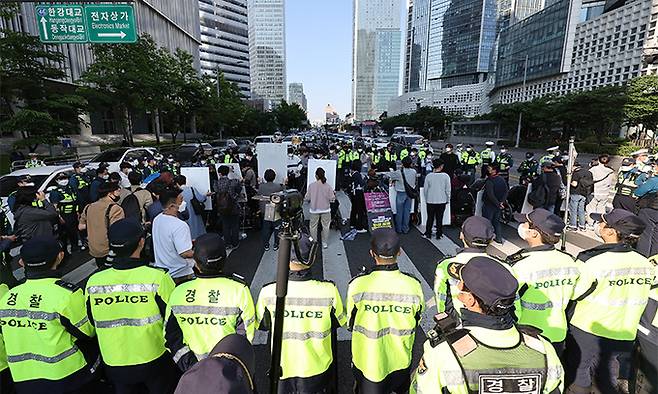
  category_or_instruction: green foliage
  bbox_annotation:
[624,75,658,143]
[379,106,451,139]
[273,100,308,132]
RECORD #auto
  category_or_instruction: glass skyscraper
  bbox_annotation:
[352,0,403,121]
[248,0,286,102]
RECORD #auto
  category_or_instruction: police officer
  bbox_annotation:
[479,141,496,178]
[518,152,539,185]
[0,279,9,392]
[632,253,657,394]
[434,216,499,320]
[50,173,80,256]
[347,228,423,393]
[385,144,398,169]
[85,219,178,393]
[614,157,644,212]
[509,208,579,356]
[541,146,560,166]
[460,145,480,180]
[634,157,658,257]
[165,233,256,372]
[567,209,655,394]
[257,234,346,393]
[411,256,564,394]
[0,237,99,393]
[69,162,90,206]
[496,146,514,184]
[25,153,45,168]
[143,157,159,180]
[399,145,410,162]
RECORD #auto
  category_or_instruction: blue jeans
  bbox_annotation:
[482,204,502,242]
[569,194,587,228]
[395,191,412,234]
[261,218,281,247]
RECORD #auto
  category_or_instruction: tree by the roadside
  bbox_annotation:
[273,100,308,132]
[625,75,658,144]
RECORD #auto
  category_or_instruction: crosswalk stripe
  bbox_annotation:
[397,248,436,334]
[250,247,278,346]
[323,228,353,341]
[336,191,351,220]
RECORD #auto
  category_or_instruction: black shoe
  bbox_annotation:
[273,244,279,251]
[422,233,431,239]
[436,233,443,240]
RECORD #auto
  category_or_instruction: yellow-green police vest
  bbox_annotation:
[411,326,564,394]
[434,250,489,317]
[85,264,175,366]
[165,276,256,361]
[0,283,8,372]
[256,277,346,380]
[615,169,641,197]
[346,264,423,383]
[54,187,78,214]
[571,244,656,340]
[508,245,580,342]
[400,149,409,161]
[461,151,479,166]
[337,150,346,169]
[418,150,427,161]
[480,149,494,164]
[385,151,398,162]
[0,278,95,382]
[224,154,232,164]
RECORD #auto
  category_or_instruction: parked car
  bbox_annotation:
[389,134,433,154]
[235,139,254,153]
[211,139,238,151]
[86,148,157,173]
[254,135,275,144]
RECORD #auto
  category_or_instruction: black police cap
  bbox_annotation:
[370,228,400,259]
[461,216,495,247]
[108,219,144,257]
[20,236,62,270]
[590,209,646,238]
[194,233,226,271]
[460,256,518,308]
[514,208,565,237]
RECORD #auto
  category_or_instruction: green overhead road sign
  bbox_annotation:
[35,4,137,44]
[36,5,87,43]
[85,5,137,43]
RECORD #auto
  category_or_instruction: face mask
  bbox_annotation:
[466,148,472,152]
[594,224,602,238]
[80,167,88,173]
[100,174,109,180]
[427,155,433,160]
[110,194,120,202]
[168,159,174,163]
[517,224,528,241]
[501,150,507,154]
[201,161,207,165]
[445,148,452,153]
[411,152,417,156]
[178,200,187,212]
[288,154,293,158]
[57,180,69,187]
[132,160,139,167]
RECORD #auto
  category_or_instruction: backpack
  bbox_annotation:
[528,175,549,208]
[121,190,143,222]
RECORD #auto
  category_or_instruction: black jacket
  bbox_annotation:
[13,201,58,242]
[571,167,593,196]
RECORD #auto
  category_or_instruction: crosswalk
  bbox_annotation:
[10,190,603,344]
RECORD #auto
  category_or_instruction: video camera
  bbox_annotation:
[266,189,304,228]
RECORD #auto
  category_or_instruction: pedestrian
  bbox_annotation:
[78,181,125,269]
[0,237,99,393]
[434,216,499,321]
[174,334,255,394]
[122,170,154,225]
[305,167,336,248]
[49,172,80,255]
[85,219,179,394]
[389,156,417,234]
[566,209,654,394]
[12,187,58,243]
[411,256,564,394]
[215,165,242,250]
[152,186,195,284]
[587,154,615,228]
[257,233,346,393]
[509,208,579,357]
[634,158,658,257]
[482,164,508,244]
[119,161,133,188]
[165,233,256,372]
[423,158,451,239]
[348,161,368,233]
[347,229,423,392]
[568,161,593,231]
[176,175,208,240]
[257,169,284,251]
[89,163,110,203]
[529,161,561,213]
[439,144,460,178]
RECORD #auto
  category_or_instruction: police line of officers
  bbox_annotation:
[0,202,656,394]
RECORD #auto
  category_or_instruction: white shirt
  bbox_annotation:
[423,172,452,204]
[152,213,194,278]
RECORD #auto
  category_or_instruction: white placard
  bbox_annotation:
[475,190,484,217]
[256,143,288,184]
[521,184,533,214]
[307,159,337,190]
[181,167,212,210]
[419,187,451,226]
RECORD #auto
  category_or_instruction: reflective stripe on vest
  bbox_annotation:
[353,325,415,339]
[352,292,421,304]
[87,283,159,294]
[7,345,79,364]
[95,314,161,329]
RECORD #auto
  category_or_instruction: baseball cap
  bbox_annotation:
[194,233,227,272]
[108,219,144,257]
[370,228,400,259]
[20,236,62,270]
[514,208,565,237]
[455,256,518,308]
[461,216,495,247]
[590,209,646,238]
[17,175,34,185]
[631,148,649,156]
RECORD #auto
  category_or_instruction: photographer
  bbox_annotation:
[411,256,564,394]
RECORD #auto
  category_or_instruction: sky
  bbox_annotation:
[285,0,353,123]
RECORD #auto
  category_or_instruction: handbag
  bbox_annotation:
[400,169,419,200]
[190,187,206,215]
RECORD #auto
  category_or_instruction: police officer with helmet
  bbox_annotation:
[411,256,564,394]
[85,218,178,393]
[347,228,424,393]
[567,209,655,394]
[50,172,80,256]
[434,216,501,320]
[518,152,539,185]
[509,209,579,357]
[0,236,99,393]
[165,232,256,372]
[256,233,346,393]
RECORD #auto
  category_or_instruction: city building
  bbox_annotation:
[1,1,201,136]
[198,0,251,96]
[248,0,286,102]
[288,82,308,112]
[352,0,403,121]
[403,0,415,93]
[325,104,341,125]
